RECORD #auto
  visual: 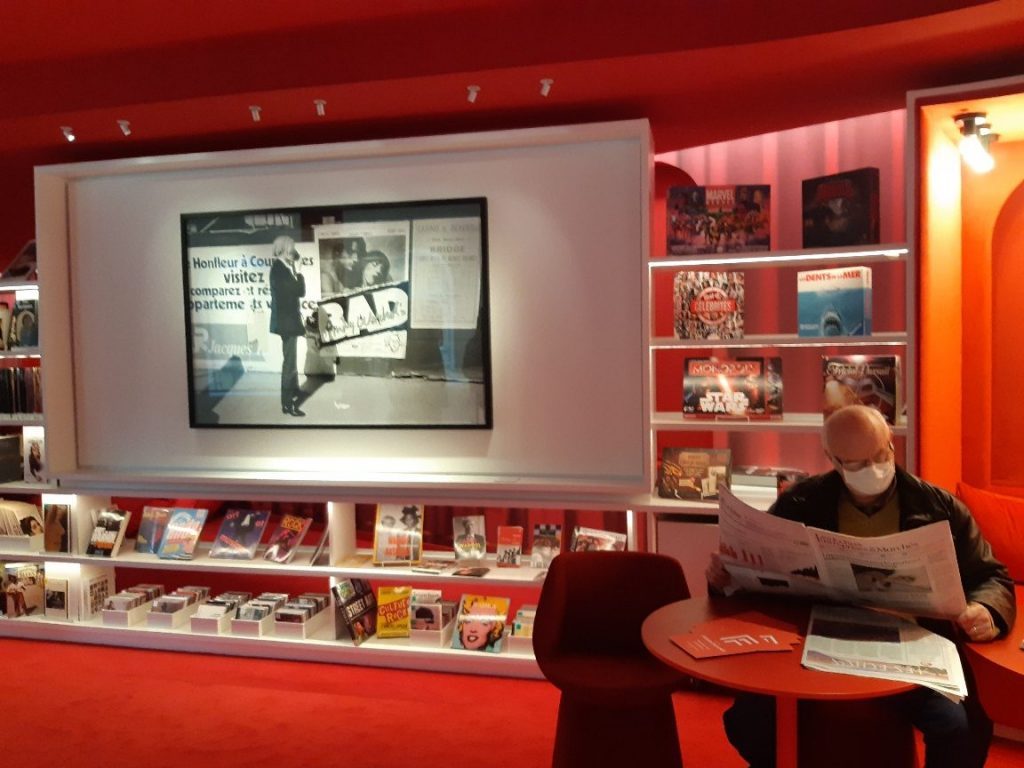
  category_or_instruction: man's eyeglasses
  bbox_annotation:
[829,442,895,472]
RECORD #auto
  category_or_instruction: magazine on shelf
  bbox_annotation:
[802,604,967,700]
[569,526,626,552]
[667,185,771,255]
[85,508,132,558]
[530,524,562,568]
[683,356,783,420]
[332,578,377,645]
[2,562,44,617]
[209,508,271,560]
[716,487,967,618]
[2,240,38,282]
[657,447,732,501]
[0,500,43,538]
[822,354,901,425]
[262,513,312,564]
[7,298,38,349]
[496,526,524,567]
[453,514,487,562]
[802,167,880,248]
[451,594,511,653]
[42,503,71,553]
[155,508,208,561]
[22,432,44,483]
[135,506,171,554]
[797,266,872,337]
[372,504,424,566]
[376,585,413,638]
[43,576,69,620]
[672,271,745,340]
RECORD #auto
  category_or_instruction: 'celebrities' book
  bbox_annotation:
[156,508,209,561]
[673,271,744,340]
[209,508,271,560]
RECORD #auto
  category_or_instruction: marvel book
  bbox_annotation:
[667,185,770,255]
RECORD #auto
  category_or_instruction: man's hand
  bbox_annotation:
[705,552,734,593]
[956,602,999,642]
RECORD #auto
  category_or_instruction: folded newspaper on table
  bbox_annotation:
[802,604,968,701]
[717,487,967,619]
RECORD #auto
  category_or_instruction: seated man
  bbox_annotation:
[707,404,1016,768]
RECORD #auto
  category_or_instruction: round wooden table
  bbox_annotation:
[963,584,1024,730]
[642,595,915,768]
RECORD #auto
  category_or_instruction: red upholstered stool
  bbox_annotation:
[533,551,691,768]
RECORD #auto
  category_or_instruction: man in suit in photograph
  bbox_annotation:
[269,235,307,417]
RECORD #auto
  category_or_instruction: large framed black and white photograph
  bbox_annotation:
[181,198,492,428]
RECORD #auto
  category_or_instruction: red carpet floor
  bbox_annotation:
[4,637,1024,766]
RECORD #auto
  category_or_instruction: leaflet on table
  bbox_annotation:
[801,604,967,701]
[717,487,967,619]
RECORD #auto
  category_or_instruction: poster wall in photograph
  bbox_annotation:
[181,198,491,428]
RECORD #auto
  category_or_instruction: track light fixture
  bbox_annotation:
[117,119,131,137]
[540,78,554,97]
[954,112,998,174]
[314,99,327,117]
[249,105,262,123]
[60,126,75,143]
[466,85,480,104]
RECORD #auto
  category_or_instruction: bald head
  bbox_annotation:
[823,405,892,464]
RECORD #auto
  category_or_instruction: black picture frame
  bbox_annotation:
[181,198,492,428]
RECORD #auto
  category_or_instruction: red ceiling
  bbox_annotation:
[2,0,1024,161]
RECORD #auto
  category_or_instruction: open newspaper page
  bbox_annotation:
[802,604,967,701]
[717,487,967,618]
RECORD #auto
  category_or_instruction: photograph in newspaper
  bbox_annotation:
[716,487,967,618]
[801,604,967,700]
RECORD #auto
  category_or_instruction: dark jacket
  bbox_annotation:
[772,466,1017,633]
[269,258,306,337]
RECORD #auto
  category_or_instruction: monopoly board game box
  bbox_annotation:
[682,356,783,420]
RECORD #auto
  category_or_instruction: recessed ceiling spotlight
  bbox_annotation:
[117,119,132,137]
[60,126,75,143]
[314,99,327,117]
[249,105,262,123]
[467,85,481,104]
[540,78,554,97]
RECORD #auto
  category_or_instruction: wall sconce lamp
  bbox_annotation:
[117,119,132,137]
[314,99,327,117]
[249,105,262,123]
[466,85,481,104]
[955,112,998,174]
[60,126,75,143]
[540,78,554,97]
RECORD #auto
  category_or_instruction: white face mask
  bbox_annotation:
[842,460,896,498]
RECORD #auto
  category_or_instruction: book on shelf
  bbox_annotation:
[0,499,42,538]
[7,298,38,349]
[530,523,562,568]
[732,465,811,495]
[43,503,71,553]
[667,185,771,255]
[134,506,171,554]
[209,508,271,560]
[797,266,872,337]
[22,432,44,483]
[0,434,21,484]
[332,578,377,645]
[451,566,490,578]
[372,503,424,566]
[42,578,67,620]
[822,354,901,426]
[309,528,330,566]
[496,526,524,567]
[451,594,511,653]
[85,508,132,558]
[410,589,447,632]
[2,240,37,282]
[673,271,744,340]
[658,447,732,501]
[802,167,880,248]
[682,356,783,420]
[155,507,208,561]
[2,561,44,617]
[569,526,627,552]
[82,570,115,620]
[453,514,487,563]
[376,585,413,639]
[262,513,313,564]
[0,300,9,352]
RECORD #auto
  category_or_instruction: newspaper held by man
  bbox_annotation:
[717,487,967,619]
[802,604,968,701]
